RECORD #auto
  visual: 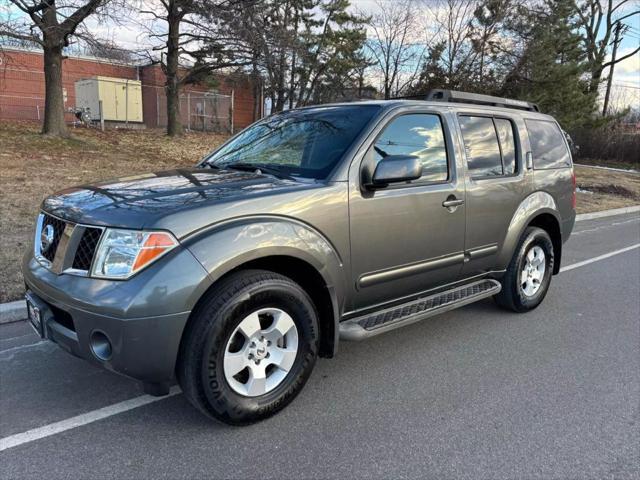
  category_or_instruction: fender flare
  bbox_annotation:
[497,191,562,270]
[182,215,346,353]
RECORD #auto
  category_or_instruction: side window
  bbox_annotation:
[459,116,503,177]
[373,114,448,183]
[459,115,519,177]
[525,119,571,169]
[494,118,516,175]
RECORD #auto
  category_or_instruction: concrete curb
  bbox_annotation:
[575,205,640,222]
[574,163,639,174]
[0,300,26,325]
[1,206,639,326]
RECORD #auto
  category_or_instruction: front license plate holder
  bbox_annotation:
[25,292,49,339]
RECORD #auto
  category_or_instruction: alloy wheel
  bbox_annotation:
[521,245,546,297]
[223,308,299,397]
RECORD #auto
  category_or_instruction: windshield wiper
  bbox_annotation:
[221,162,296,181]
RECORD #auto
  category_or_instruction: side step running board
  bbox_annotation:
[339,279,501,341]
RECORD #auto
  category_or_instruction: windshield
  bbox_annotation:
[203,105,380,179]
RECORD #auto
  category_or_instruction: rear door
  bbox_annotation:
[348,108,466,311]
[525,118,575,226]
[456,111,531,276]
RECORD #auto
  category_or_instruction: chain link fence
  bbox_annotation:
[155,90,234,133]
[0,89,234,133]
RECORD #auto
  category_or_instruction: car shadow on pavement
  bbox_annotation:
[2,296,539,438]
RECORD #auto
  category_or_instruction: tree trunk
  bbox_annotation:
[166,80,182,137]
[165,4,183,137]
[589,66,603,94]
[42,43,68,137]
[251,55,261,121]
[602,23,621,117]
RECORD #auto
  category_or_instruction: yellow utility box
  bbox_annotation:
[75,76,143,123]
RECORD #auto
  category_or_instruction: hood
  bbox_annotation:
[42,168,313,230]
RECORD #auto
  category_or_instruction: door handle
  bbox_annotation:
[442,197,465,208]
[526,151,533,170]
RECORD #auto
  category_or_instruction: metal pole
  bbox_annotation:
[203,95,207,132]
[36,104,40,120]
[125,80,129,126]
[230,89,235,134]
[187,92,191,131]
[99,100,105,131]
[261,80,265,118]
[156,90,160,128]
[602,22,622,117]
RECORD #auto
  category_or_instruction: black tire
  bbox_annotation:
[177,269,319,425]
[495,227,555,313]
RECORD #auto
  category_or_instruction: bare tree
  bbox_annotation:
[574,0,640,93]
[468,0,513,87]
[364,0,426,99]
[426,0,479,89]
[83,38,134,62]
[0,0,115,136]
[139,0,252,136]
[221,0,370,112]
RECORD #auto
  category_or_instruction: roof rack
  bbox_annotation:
[395,89,540,112]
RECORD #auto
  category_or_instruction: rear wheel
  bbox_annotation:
[177,270,319,425]
[495,227,555,312]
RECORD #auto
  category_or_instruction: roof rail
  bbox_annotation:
[394,89,540,112]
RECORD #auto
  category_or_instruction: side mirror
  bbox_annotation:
[367,155,422,189]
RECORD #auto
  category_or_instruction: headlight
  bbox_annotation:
[92,229,178,279]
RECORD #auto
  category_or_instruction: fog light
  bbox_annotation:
[90,330,112,361]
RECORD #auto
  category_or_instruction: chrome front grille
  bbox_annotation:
[34,212,104,275]
[72,226,103,271]
[39,213,66,262]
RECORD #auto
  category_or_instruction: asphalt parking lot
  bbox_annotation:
[1,212,639,479]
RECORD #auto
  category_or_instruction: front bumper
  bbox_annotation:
[22,246,211,386]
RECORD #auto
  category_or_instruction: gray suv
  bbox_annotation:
[23,90,576,425]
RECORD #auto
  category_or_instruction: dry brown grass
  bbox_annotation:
[0,121,226,302]
[575,165,640,213]
[1,121,639,302]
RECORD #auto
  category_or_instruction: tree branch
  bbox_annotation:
[602,45,640,67]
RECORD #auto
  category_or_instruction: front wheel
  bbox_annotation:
[495,227,555,312]
[177,270,319,425]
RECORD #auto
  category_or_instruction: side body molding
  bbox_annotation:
[182,216,346,350]
[496,191,561,270]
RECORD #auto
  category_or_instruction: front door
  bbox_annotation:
[348,111,466,311]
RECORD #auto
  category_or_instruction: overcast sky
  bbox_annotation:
[1,0,638,106]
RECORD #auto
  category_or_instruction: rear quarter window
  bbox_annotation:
[525,119,571,169]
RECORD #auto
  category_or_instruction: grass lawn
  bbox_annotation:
[574,157,639,171]
[574,165,640,212]
[1,120,639,303]
[1,121,227,303]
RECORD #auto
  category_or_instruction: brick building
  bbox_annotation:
[0,47,259,131]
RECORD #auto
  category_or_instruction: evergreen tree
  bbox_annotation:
[295,0,370,106]
[223,0,371,111]
[408,42,448,93]
[501,0,597,128]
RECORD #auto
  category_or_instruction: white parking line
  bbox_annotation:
[1,244,639,452]
[612,218,640,226]
[0,386,182,452]
[560,244,640,273]
[572,217,639,235]
[0,340,49,357]
[0,332,36,342]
